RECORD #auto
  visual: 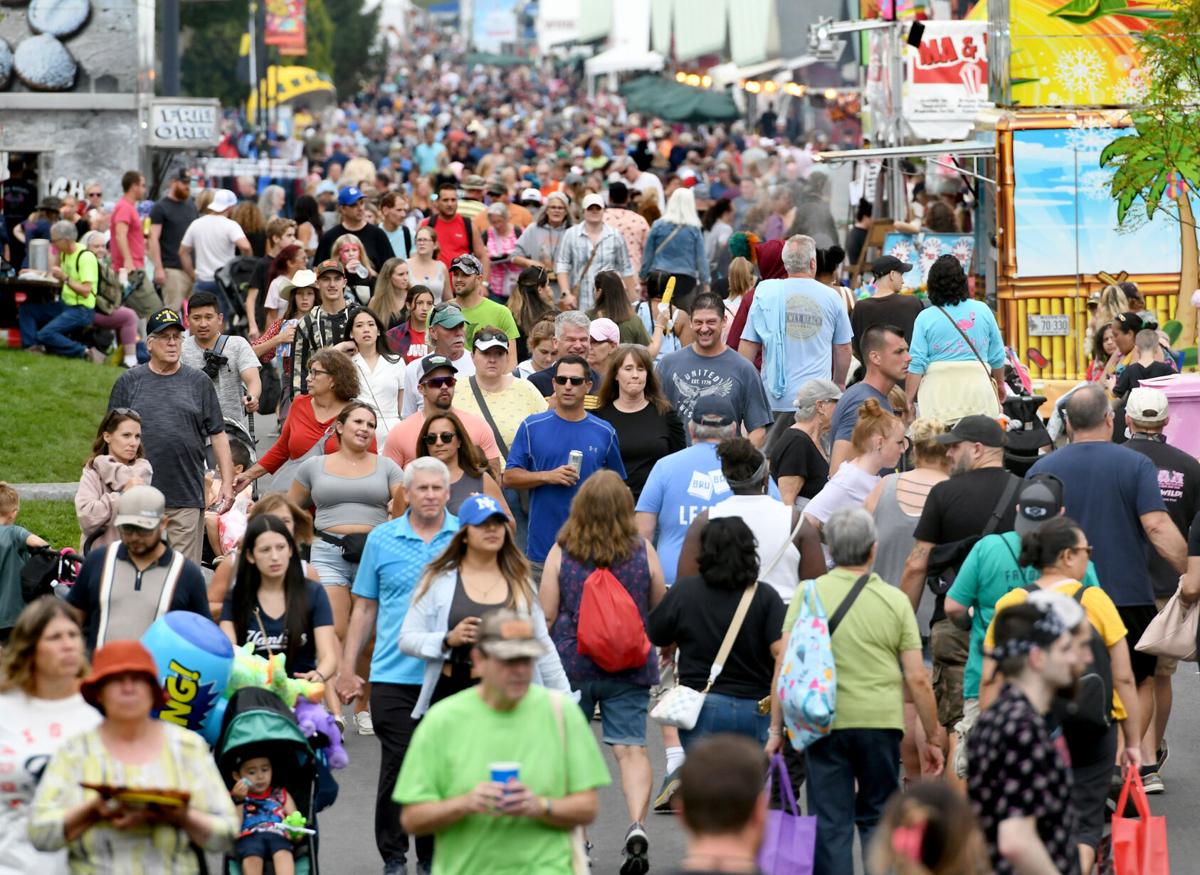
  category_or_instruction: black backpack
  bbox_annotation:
[1024,582,1112,731]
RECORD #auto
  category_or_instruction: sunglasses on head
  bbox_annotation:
[476,328,509,344]
[107,407,141,422]
[423,376,457,389]
[554,375,586,386]
[423,431,457,445]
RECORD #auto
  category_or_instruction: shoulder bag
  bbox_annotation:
[935,305,1001,399]
[469,376,528,513]
[649,223,686,270]
[926,474,1020,595]
[549,692,590,875]
[569,235,603,302]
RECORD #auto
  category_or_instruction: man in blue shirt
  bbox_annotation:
[738,234,853,412]
[503,354,625,567]
[337,457,459,875]
[828,323,910,472]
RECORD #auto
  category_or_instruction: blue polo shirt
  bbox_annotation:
[352,510,459,685]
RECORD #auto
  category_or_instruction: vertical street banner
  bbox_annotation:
[265,0,307,56]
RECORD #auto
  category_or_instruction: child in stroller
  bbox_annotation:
[231,750,301,875]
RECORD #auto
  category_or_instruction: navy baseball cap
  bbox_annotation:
[337,186,366,207]
[691,396,737,426]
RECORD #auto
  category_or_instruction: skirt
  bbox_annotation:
[915,360,1001,424]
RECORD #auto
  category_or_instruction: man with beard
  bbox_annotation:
[149,168,199,309]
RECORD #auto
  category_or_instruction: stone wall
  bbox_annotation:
[1,101,140,196]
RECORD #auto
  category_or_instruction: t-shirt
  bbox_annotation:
[59,247,99,309]
[829,381,892,447]
[219,581,333,674]
[108,364,226,508]
[453,376,548,452]
[458,297,521,351]
[180,214,247,281]
[506,411,626,562]
[849,293,925,359]
[313,221,396,269]
[1028,442,1165,606]
[947,531,1102,700]
[108,197,145,270]
[656,346,773,437]
[646,575,785,699]
[353,512,460,685]
[782,569,921,731]
[768,428,829,500]
[180,335,260,427]
[593,403,687,500]
[968,685,1081,875]
[914,467,1020,547]
[382,405,501,470]
[400,353,475,418]
[422,213,474,270]
[383,224,412,259]
[0,691,102,875]
[393,685,611,875]
[742,277,853,411]
[0,524,32,629]
[528,366,603,411]
[295,455,404,529]
[149,196,198,270]
[1114,361,1174,400]
[1124,435,1200,598]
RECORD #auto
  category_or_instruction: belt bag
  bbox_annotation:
[317,529,369,564]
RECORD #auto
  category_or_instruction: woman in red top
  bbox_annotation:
[233,349,374,494]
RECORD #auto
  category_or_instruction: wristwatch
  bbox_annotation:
[541,797,552,817]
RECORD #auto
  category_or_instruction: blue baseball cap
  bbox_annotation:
[337,185,366,207]
[458,494,510,527]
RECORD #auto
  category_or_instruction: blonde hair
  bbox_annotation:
[908,418,949,467]
[332,233,376,277]
[662,187,702,228]
[727,257,755,297]
[1095,284,1129,331]
[370,256,409,326]
[0,482,17,515]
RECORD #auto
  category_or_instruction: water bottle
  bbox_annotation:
[278,319,297,358]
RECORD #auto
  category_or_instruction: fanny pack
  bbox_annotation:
[316,529,369,564]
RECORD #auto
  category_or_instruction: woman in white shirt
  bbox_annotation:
[339,307,406,442]
[0,599,102,875]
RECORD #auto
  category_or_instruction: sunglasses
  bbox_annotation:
[86,191,103,198]
[107,407,142,422]
[424,431,457,445]
[423,376,457,389]
[476,329,509,344]
[554,375,586,386]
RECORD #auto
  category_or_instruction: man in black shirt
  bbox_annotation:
[313,185,395,271]
[148,169,199,310]
[850,255,925,360]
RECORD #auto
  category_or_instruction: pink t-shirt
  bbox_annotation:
[108,197,145,270]
[381,406,501,469]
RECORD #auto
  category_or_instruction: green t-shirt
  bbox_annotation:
[783,568,921,732]
[60,247,99,309]
[393,684,610,875]
[945,530,1102,700]
[460,297,521,351]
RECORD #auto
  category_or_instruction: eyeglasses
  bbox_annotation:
[554,375,587,386]
[475,328,509,344]
[1069,545,1094,557]
[86,191,103,199]
[308,367,329,377]
[118,524,157,535]
[423,431,457,445]
[423,376,457,389]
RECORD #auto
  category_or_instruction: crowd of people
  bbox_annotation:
[1,24,1197,875]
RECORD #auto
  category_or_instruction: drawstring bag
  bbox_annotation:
[576,568,651,673]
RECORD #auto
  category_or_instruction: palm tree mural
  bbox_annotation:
[1100,112,1200,347]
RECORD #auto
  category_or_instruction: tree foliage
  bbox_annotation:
[180,0,252,108]
[323,0,384,97]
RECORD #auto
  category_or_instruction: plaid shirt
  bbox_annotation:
[555,223,632,311]
[604,208,651,276]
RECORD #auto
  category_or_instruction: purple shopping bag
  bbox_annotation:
[757,753,816,875]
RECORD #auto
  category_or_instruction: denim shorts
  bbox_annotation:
[236,829,292,860]
[576,679,650,746]
[309,538,357,587]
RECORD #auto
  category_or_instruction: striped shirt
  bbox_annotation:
[555,223,633,311]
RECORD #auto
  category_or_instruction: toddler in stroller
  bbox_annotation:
[231,752,301,875]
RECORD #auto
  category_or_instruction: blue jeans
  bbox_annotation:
[678,692,769,751]
[804,728,902,875]
[19,298,62,348]
[37,304,94,357]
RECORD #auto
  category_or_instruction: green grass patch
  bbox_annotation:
[0,349,118,482]
[16,499,81,550]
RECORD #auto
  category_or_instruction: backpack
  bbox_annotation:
[1024,582,1112,731]
[778,574,870,752]
[576,567,651,673]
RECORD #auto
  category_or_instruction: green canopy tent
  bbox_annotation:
[464,52,532,68]
[619,75,739,123]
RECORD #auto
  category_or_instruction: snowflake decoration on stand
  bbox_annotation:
[1064,117,1111,156]
[1054,48,1106,99]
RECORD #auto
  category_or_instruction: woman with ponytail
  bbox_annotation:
[867,781,988,875]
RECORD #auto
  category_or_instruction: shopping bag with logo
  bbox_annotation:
[1111,765,1169,875]
[757,753,815,875]
[576,568,651,673]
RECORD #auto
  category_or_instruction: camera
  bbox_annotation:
[202,349,228,380]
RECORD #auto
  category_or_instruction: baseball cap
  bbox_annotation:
[582,193,605,210]
[589,317,620,345]
[473,328,509,353]
[691,396,737,427]
[872,255,913,276]
[486,180,507,195]
[114,485,166,529]
[278,269,318,300]
[450,253,483,276]
[520,188,544,205]
[428,302,466,330]
[1086,289,1102,307]
[458,493,510,527]
[462,174,487,189]
[315,179,338,196]
[934,415,1007,448]
[418,353,458,381]
[476,609,547,661]
[1014,474,1065,537]
[337,186,366,206]
[794,379,842,409]
[147,307,184,335]
[1127,386,1168,424]
[207,189,238,213]
[315,259,345,277]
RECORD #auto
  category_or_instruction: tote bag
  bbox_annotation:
[756,753,816,875]
[1112,766,1169,875]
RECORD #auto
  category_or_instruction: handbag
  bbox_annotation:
[549,691,590,875]
[757,754,816,875]
[935,305,1002,400]
[1135,590,1198,661]
[469,376,529,514]
[316,529,369,564]
[265,425,334,493]
[1111,765,1170,875]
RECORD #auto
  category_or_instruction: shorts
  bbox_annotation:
[576,679,650,746]
[1072,724,1119,849]
[952,697,980,780]
[930,619,969,728]
[1116,604,1159,684]
[236,829,293,860]
[309,538,357,587]
[1154,597,1179,677]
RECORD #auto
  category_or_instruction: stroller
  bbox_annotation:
[20,545,82,601]
[215,688,325,875]
[214,256,263,338]
[1002,378,1053,476]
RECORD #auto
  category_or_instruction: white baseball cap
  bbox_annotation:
[207,189,238,213]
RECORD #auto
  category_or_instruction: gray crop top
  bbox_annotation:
[295,456,404,529]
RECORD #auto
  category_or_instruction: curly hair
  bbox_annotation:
[309,348,360,401]
[417,410,487,478]
[699,517,760,591]
[925,255,969,307]
[716,437,766,493]
[556,470,638,568]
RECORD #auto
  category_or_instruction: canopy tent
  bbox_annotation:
[464,52,533,68]
[245,65,336,117]
[584,48,664,78]
[619,75,739,123]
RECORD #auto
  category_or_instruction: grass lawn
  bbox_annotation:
[17,499,82,550]
[0,349,118,482]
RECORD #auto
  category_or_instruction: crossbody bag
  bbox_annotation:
[935,305,1001,398]
[469,376,528,512]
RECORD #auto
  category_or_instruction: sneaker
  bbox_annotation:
[334,714,346,740]
[653,767,681,813]
[356,710,375,736]
[621,822,649,875]
[1141,769,1164,795]
[1156,738,1169,772]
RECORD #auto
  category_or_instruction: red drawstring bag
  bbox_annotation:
[576,568,651,673]
[1112,765,1169,875]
